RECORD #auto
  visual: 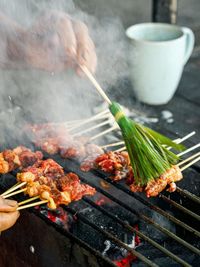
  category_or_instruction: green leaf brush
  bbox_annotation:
[80,66,185,185]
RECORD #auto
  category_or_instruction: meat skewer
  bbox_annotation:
[2,150,199,207]
[23,122,199,198]
[0,146,43,174]
[16,159,96,209]
[81,147,200,197]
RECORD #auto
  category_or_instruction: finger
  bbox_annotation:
[80,38,97,74]
[5,199,18,209]
[0,199,18,212]
[76,39,97,76]
[72,20,97,74]
[57,15,77,60]
[0,211,20,232]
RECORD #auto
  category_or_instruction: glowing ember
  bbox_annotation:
[114,253,137,267]
[113,225,141,267]
[36,206,70,228]
[95,195,112,206]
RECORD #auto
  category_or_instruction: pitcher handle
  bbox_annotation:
[182,27,195,65]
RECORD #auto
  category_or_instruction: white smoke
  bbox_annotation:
[0,0,129,136]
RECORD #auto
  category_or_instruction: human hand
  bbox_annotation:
[0,196,20,232]
[25,10,97,74]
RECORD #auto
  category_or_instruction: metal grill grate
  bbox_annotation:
[0,154,199,267]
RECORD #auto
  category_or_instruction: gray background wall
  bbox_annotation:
[75,0,200,47]
[75,0,200,28]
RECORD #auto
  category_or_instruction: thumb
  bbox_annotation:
[0,211,20,232]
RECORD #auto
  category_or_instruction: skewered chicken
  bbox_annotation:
[83,151,130,181]
[144,165,183,197]
[27,123,100,161]
[17,159,96,209]
[80,144,104,172]
[130,165,183,197]
[17,159,64,182]
[0,146,43,174]
[25,123,184,198]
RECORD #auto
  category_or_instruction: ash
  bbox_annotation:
[69,201,140,261]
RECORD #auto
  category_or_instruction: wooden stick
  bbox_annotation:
[116,143,199,155]
[1,182,27,197]
[18,196,40,206]
[175,131,196,144]
[0,182,20,197]
[177,152,200,166]
[17,200,48,211]
[177,143,200,156]
[89,125,118,141]
[100,141,125,149]
[167,131,196,150]
[115,146,126,152]
[80,65,112,105]
[3,188,27,199]
[69,111,110,132]
[180,156,200,171]
[101,132,195,151]
[73,119,112,137]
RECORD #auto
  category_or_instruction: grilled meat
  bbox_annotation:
[144,165,183,197]
[17,159,96,209]
[80,144,104,172]
[0,146,43,174]
[17,159,64,182]
[93,151,130,181]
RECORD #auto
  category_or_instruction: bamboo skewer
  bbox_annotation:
[177,143,200,157]
[3,188,27,199]
[1,182,26,197]
[100,141,125,149]
[174,131,196,144]
[69,114,111,132]
[113,133,198,153]
[18,196,40,206]
[115,146,126,152]
[80,65,112,105]
[90,125,118,141]
[73,119,113,137]
[0,181,20,197]
[180,156,200,171]
[177,152,200,166]
[69,109,110,132]
[17,200,48,211]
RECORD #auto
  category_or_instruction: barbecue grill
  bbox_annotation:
[0,146,199,267]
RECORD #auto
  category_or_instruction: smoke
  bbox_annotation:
[0,0,129,146]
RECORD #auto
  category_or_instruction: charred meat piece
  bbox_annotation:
[0,146,43,173]
[0,153,10,173]
[80,144,104,172]
[2,150,20,172]
[93,151,130,181]
[18,159,64,182]
[129,165,183,197]
[39,159,64,178]
[56,172,96,201]
[60,140,86,159]
[36,138,60,155]
[144,165,183,197]
[18,158,96,209]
